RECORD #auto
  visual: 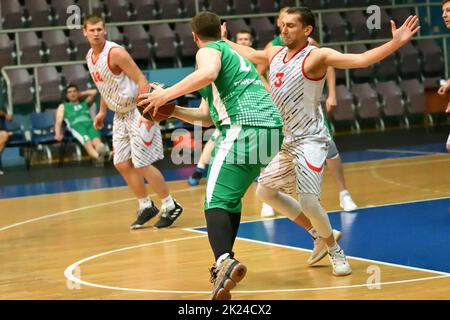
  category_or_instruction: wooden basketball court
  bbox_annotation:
[1,153,450,299]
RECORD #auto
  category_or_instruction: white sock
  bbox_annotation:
[197,163,206,170]
[307,227,319,240]
[339,190,349,198]
[216,253,230,266]
[162,195,175,210]
[328,243,341,255]
[138,197,152,210]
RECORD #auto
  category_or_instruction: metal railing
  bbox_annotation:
[1,1,448,114]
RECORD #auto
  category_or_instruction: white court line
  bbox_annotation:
[0,179,206,201]
[367,148,446,155]
[1,153,448,201]
[1,177,449,295]
[63,234,450,295]
[344,157,450,173]
[186,195,450,230]
[186,229,450,277]
[0,186,204,232]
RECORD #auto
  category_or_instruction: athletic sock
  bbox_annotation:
[328,242,341,255]
[307,227,319,240]
[205,208,236,261]
[162,195,175,210]
[138,196,152,210]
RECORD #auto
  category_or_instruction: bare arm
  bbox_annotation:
[256,63,271,92]
[325,66,337,112]
[316,16,420,70]
[109,46,148,90]
[172,98,213,127]
[54,104,65,141]
[138,47,221,114]
[307,37,337,112]
[79,89,98,106]
[93,97,108,130]
[221,22,272,65]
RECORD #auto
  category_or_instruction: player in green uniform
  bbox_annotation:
[138,12,283,300]
[55,84,109,164]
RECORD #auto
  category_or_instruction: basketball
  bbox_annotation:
[136,83,176,122]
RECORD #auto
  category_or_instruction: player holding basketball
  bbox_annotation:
[83,13,183,229]
[221,7,420,277]
[438,0,450,152]
[138,12,284,300]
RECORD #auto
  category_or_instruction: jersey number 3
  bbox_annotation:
[274,72,284,88]
[91,71,103,83]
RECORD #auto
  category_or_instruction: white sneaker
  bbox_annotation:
[260,203,275,217]
[329,248,352,276]
[339,191,358,212]
[307,229,342,265]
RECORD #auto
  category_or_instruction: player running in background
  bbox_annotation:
[83,13,183,229]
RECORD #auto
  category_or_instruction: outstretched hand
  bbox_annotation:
[391,15,421,46]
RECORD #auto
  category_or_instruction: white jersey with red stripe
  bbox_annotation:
[86,40,137,114]
[269,44,329,141]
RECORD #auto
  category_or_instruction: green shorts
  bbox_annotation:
[204,125,283,213]
[67,121,101,145]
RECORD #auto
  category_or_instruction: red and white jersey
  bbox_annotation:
[86,41,137,114]
[269,44,329,140]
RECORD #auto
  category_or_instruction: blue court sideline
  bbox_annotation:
[194,197,450,274]
[0,143,447,199]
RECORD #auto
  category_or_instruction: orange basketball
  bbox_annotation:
[136,83,176,122]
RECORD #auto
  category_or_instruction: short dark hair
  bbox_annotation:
[286,7,316,34]
[236,29,253,40]
[83,13,105,28]
[191,11,221,41]
[66,84,79,93]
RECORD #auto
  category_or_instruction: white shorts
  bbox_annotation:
[259,136,329,198]
[112,108,164,168]
[447,133,450,150]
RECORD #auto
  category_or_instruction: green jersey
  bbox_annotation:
[271,35,284,47]
[63,101,92,127]
[199,41,282,129]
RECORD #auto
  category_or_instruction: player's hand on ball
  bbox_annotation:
[137,83,168,117]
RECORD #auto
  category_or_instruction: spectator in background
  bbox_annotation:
[438,0,450,152]
[54,84,110,165]
[0,107,13,175]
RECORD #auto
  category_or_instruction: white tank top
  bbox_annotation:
[269,44,328,139]
[86,41,137,114]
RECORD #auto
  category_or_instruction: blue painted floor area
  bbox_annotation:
[0,166,196,199]
[194,198,450,274]
[0,143,447,199]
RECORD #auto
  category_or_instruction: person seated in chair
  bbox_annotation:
[54,84,109,165]
[0,107,13,175]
